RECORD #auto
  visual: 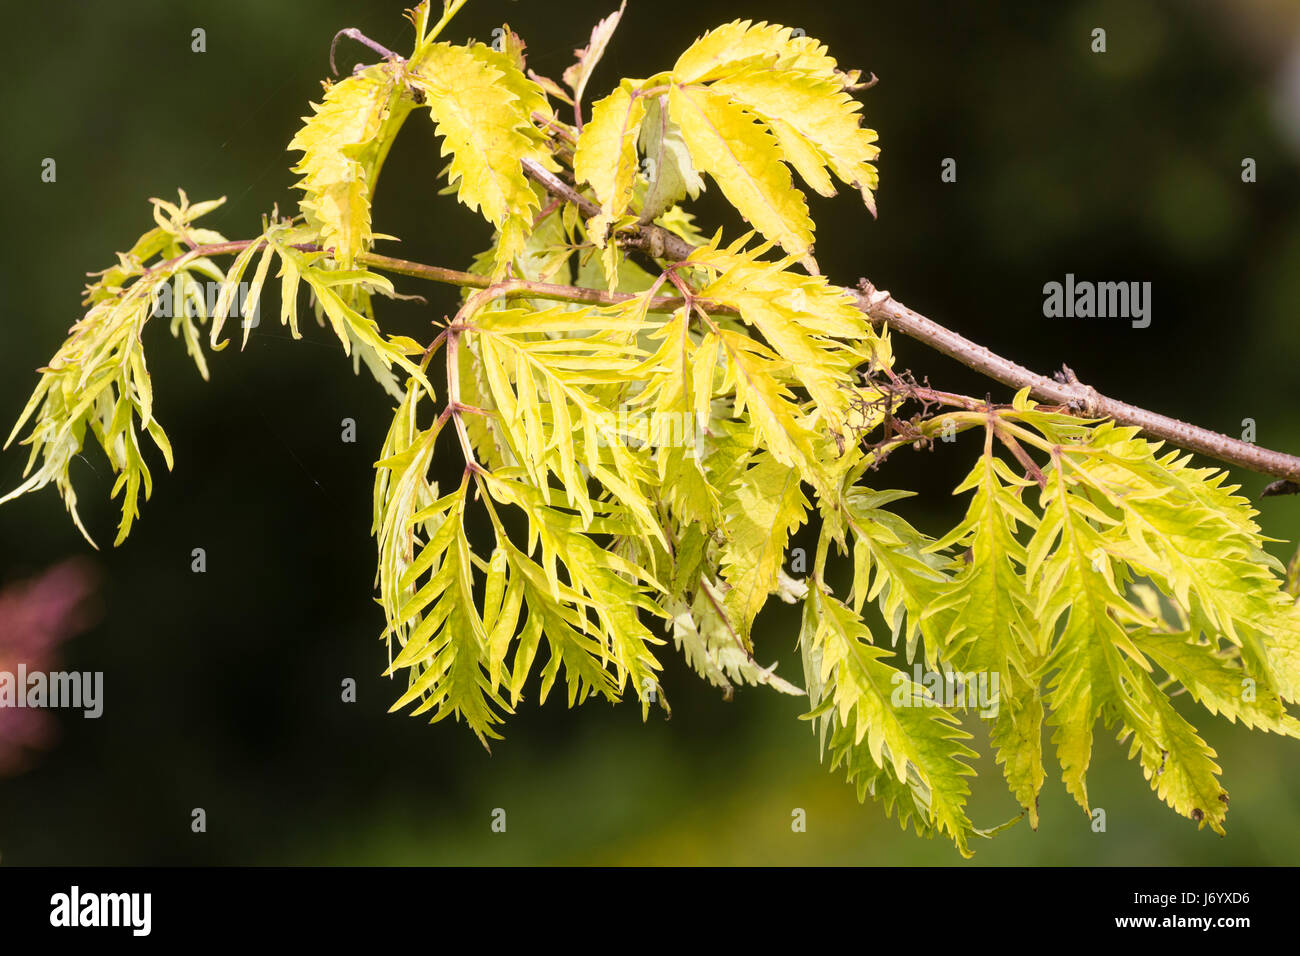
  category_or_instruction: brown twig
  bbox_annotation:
[139,237,718,314]
[855,280,1300,481]
[521,159,697,262]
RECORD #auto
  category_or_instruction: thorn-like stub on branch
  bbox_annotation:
[646,229,665,259]
[1053,364,1102,416]
[856,278,893,312]
[1065,384,1102,417]
[1054,364,1080,386]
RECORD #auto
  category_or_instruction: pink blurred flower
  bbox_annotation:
[0,560,99,775]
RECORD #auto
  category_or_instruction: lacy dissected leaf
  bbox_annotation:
[2,193,229,546]
[1013,405,1300,703]
[711,65,879,212]
[3,292,161,547]
[668,83,815,262]
[563,1,627,113]
[408,42,552,274]
[480,471,666,714]
[843,489,949,655]
[1030,466,1136,798]
[1119,664,1229,834]
[273,242,429,399]
[625,309,720,526]
[209,229,277,351]
[574,81,648,244]
[996,409,1300,830]
[929,441,1039,673]
[800,584,979,856]
[914,432,1055,818]
[470,304,663,543]
[672,20,842,86]
[988,669,1047,829]
[288,66,407,269]
[932,440,1046,828]
[456,332,513,473]
[466,470,664,713]
[687,237,886,437]
[373,379,444,665]
[502,541,621,708]
[667,585,804,699]
[844,475,1047,826]
[384,476,510,747]
[1134,630,1300,737]
[841,480,1045,831]
[668,19,879,221]
[718,451,808,646]
[704,325,827,493]
[373,381,430,571]
[1027,452,1202,821]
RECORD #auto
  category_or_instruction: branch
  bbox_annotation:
[856,281,1300,481]
[361,250,723,314]
[520,164,1300,482]
[162,215,1300,482]
[521,159,697,262]
[145,238,708,314]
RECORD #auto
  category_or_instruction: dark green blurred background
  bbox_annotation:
[2,0,1299,864]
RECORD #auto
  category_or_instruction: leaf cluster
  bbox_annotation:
[5,1,1298,855]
